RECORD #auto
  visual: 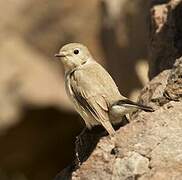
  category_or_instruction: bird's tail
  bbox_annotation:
[112,99,154,112]
[135,103,154,112]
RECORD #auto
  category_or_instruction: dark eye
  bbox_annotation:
[74,49,79,55]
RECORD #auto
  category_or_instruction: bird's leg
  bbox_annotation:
[75,127,88,166]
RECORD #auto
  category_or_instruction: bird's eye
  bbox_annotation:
[73,49,79,55]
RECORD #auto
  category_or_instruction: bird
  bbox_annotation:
[55,43,154,135]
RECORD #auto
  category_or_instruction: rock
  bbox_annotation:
[112,152,149,180]
[64,100,182,180]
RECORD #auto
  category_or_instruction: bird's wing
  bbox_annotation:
[69,64,116,135]
[70,73,108,120]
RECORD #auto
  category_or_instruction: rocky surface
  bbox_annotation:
[149,0,182,79]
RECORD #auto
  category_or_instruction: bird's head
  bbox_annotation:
[55,43,92,71]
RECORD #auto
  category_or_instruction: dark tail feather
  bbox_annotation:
[113,99,154,112]
[137,104,154,112]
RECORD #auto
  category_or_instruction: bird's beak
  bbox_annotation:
[54,52,66,58]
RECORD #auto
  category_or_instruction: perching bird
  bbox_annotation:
[55,43,153,135]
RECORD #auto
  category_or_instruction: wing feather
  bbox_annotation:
[70,67,109,121]
[70,77,108,121]
[68,62,117,135]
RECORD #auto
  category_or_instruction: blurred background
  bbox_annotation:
[0,0,149,179]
